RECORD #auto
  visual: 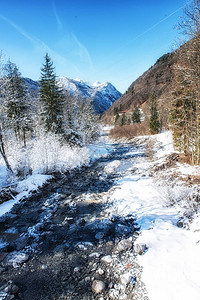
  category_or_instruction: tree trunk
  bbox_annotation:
[0,124,13,173]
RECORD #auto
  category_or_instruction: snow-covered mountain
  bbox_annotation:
[57,77,122,114]
[23,77,121,114]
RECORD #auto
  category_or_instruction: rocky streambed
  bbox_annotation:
[0,142,149,300]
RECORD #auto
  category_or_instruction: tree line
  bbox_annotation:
[113,94,160,135]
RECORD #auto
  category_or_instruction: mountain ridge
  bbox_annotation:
[23,77,122,114]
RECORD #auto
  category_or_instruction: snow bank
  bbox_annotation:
[104,160,121,174]
[137,219,200,300]
[176,162,200,176]
[153,130,174,159]
[0,174,52,217]
[107,131,200,299]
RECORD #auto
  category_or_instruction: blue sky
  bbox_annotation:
[0,0,188,92]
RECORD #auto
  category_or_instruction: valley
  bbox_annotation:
[0,131,199,300]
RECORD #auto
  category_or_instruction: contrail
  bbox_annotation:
[52,1,63,31]
[116,6,185,53]
[96,5,185,76]
[0,14,38,46]
[71,33,94,70]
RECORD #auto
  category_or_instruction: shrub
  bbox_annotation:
[110,122,149,139]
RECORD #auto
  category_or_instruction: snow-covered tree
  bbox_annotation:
[76,98,99,145]
[62,95,82,145]
[2,60,32,146]
[39,53,64,135]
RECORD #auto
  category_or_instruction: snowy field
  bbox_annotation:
[107,131,200,300]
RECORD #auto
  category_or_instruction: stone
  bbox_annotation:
[114,239,132,253]
[0,292,14,300]
[120,273,131,285]
[109,288,120,299]
[74,267,80,272]
[95,232,104,240]
[134,243,148,255]
[91,280,106,294]
[115,224,131,236]
[0,280,19,300]
[12,236,29,251]
[0,266,5,274]
[101,255,112,264]
[4,282,19,295]
[41,264,48,270]
[35,222,44,231]
[97,268,104,275]
[89,252,101,258]
[1,251,29,268]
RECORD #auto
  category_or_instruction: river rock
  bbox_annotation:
[115,224,131,236]
[12,236,29,251]
[1,251,29,268]
[134,243,148,255]
[109,288,120,299]
[114,239,132,253]
[0,280,19,300]
[120,273,132,285]
[95,232,104,240]
[91,280,106,294]
[101,255,113,264]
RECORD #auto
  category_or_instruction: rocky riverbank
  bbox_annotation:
[0,140,149,300]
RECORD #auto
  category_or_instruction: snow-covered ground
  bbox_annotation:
[0,133,113,217]
[107,131,200,300]
[0,129,200,299]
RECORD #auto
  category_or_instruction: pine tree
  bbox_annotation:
[114,112,120,125]
[39,53,64,135]
[120,113,126,126]
[3,60,32,146]
[114,107,119,115]
[132,106,141,123]
[149,93,160,134]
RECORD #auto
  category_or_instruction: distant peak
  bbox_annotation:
[93,81,102,87]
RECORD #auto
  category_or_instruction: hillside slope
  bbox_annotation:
[103,51,178,124]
